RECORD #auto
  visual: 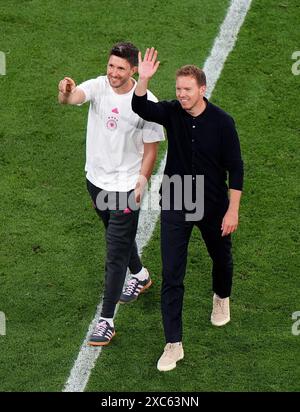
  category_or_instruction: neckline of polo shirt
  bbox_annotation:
[107,76,137,97]
[181,96,210,119]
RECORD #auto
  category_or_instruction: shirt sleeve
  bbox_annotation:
[140,91,165,143]
[141,121,165,143]
[221,115,244,191]
[132,92,170,127]
[76,78,98,104]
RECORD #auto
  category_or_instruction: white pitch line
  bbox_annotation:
[63,0,252,392]
[204,0,252,99]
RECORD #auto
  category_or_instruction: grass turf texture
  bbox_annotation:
[0,0,299,392]
[86,0,300,392]
[0,0,229,391]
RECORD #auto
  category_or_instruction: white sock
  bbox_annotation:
[100,317,114,328]
[132,267,149,281]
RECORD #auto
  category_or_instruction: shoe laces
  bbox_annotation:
[164,343,180,353]
[123,278,138,296]
[213,296,226,314]
[93,320,108,337]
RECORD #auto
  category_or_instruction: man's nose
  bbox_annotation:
[110,68,118,77]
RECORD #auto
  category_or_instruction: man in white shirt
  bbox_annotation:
[58,42,164,346]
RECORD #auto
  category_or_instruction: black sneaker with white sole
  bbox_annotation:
[119,270,152,304]
[88,319,115,346]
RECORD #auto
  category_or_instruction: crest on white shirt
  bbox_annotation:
[106,115,118,131]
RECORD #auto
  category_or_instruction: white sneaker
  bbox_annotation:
[157,342,184,372]
[211,294,230,326]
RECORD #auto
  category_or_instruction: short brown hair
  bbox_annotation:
[176,65,206,87]
[109,42,139,67]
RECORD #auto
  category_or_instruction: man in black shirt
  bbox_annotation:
[132,48,244,372]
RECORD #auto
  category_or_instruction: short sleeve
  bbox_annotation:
[77,78,99,104]
[142,121,165,143]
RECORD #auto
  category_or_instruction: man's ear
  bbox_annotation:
[200,85,207,96]
[131,66,138,76]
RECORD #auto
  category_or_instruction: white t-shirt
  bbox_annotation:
[77,75,164,192]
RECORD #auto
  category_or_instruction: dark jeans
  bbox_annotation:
[86,179,142,318]
[161,209,233,343]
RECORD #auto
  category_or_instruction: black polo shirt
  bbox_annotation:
[132,93,244,215]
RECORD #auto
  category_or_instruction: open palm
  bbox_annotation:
[138,48,160,79]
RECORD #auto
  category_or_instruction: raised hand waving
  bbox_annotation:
[138,47,160,80]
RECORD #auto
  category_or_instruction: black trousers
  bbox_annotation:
[86,179,142,318]
[161,209,233,343]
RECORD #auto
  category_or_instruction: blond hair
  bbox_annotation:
[176,65,206,87]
